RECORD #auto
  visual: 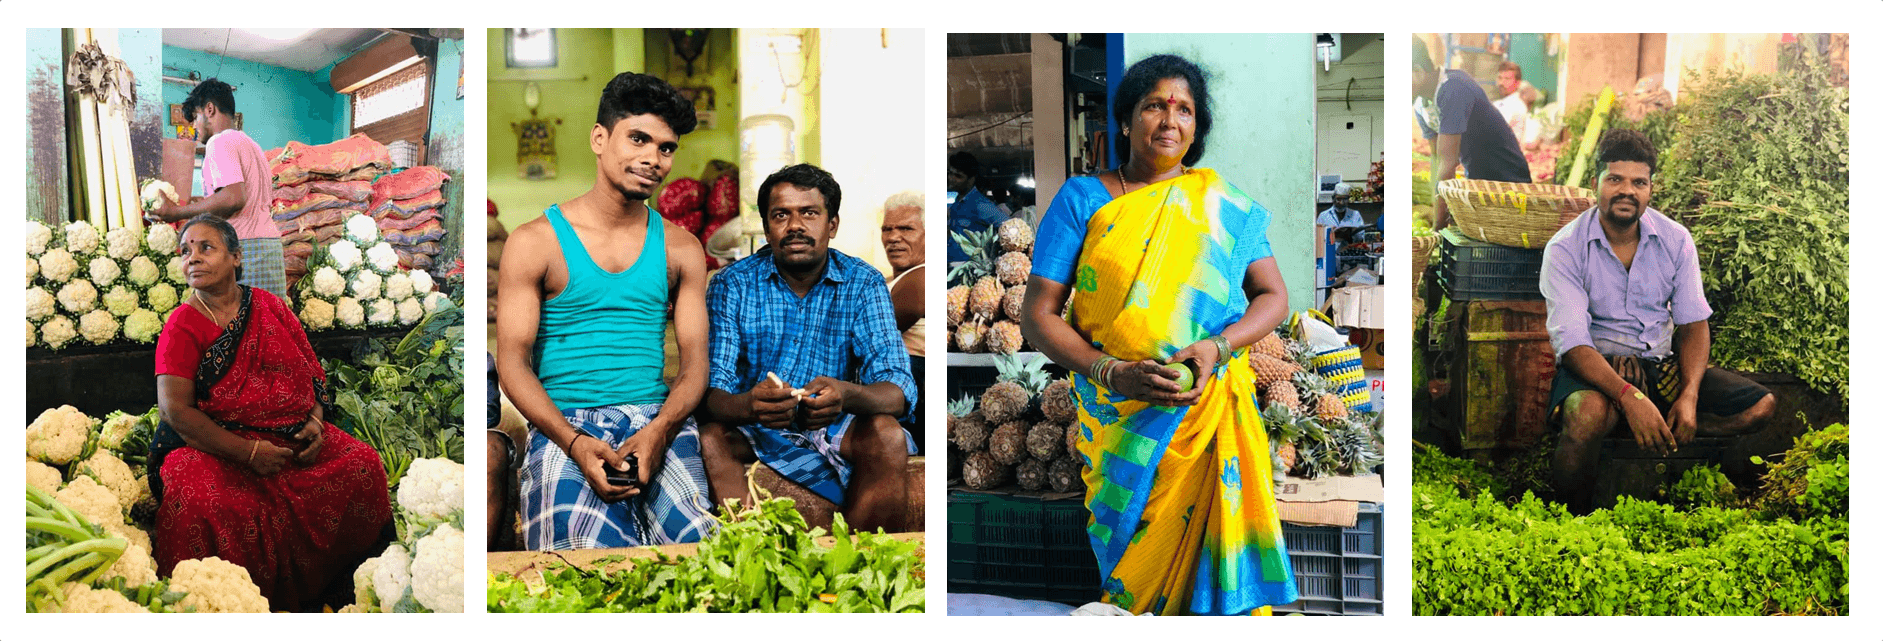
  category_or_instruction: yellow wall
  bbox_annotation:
[487,28,743,234]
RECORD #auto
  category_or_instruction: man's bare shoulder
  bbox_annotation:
[661,216,706,254]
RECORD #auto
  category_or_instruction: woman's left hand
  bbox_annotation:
[1169,337,1224,395]
[293,414,325,465]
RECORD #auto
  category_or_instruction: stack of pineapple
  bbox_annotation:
[946,355,1086,493]
[947,219,1035,354]
[1251,330,1384,481]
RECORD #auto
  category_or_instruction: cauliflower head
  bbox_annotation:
[50,582,147,613]
[366,242,400,273]
[344,214,380,244]
[27,322,36,348]
[329,240,363,272]
[299,298,335,331]
[311,266,346,299]
[104,542,160,588]
[63,221,102,256]
[367,298,396,326]
[351,555,383,611]
[146,282,180,313]
[26,460,64,494]
[40,248,80,283]
[421,291,452,314]
[76,450,140,511]
[98,411,139,452]
[384,272,414,301]
[395,298,423,325]
[140,179,180,212]
[409,269,435,296]
[336,297,365,328]
[349,270,383,300]
[369,543,414,609]
[124,308,163,343]
[165,256,187,284]
[27,255,40,286]
[145,222,180,257]
[88,256,121,286]
[78,309,120,345]
[126,255,161,287]
[396,458,464,521]
[26,220,54,256]
[53,476,121,528]
[105,226,142,261]
[57,279,98,314]
[411,524,464,613]
[26,287,57,321]
[28,405,94,465]
[171,557,270,613]
[103,285,139,317]
[40,316,77,350]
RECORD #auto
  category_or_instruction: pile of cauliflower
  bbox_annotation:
[25,405,271,613]
[294,213,452,332]
[343,457,464,613]
[27,219,183,349]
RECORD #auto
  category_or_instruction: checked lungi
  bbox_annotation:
[737,415,918,505]
[520,403,716,550]
[237,237,289,300]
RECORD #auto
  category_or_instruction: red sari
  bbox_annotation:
[154,286,392,612]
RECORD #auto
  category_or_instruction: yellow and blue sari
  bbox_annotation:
[1037,168,1296,615]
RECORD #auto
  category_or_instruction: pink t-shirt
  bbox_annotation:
[202,129,280,240]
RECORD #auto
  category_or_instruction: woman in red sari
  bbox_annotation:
[153,215,392,611]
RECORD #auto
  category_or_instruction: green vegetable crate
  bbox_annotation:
[1592,436,1729,510]
[1272,502,1384,615]
[949,490,1385,615]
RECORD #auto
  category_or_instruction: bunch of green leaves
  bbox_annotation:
[326,305,466,488]
[1751,423,1849,521]
[487,497,924,613]
[1410,441,1505,500]
[1551,92,1681,189]
[1668,463,1737,509]
[1654,46,1849,398]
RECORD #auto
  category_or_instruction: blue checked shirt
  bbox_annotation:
[707,247,918,422]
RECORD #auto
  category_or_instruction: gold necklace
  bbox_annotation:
[195,291,224,326]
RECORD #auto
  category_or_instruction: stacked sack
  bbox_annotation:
[367,166,451,271]
[27,220,187,350]
[292,213,450,332]
[653,160,739,270]
[267,134,392,290]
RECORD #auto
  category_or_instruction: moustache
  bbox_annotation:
[780,234,814,247]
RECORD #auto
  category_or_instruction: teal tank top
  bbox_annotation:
[533,204,670,409]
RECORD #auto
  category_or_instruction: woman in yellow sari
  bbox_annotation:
[1019,54,1296,615]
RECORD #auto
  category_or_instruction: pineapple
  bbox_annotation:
[952,410,990,452]
[980,354,1051,423]
[1251,332,1289,361]
[996,217,1034,254]
[995,251,1031,286]
[989,421,1028,465]
[1332,417,1382,475]
[1315,392,1350,421]
[947,285,970,328]
[962,451,1010,490]
[985,320,1024,354]
[1016,458,1049,491]
[954,321,988,354]
[1262,380,1304,414]
[1025,422,1064,460]
[969,275,1005,321]
[1291,370,1351,421]
[1284,336,1317,370]
[1063,421,1081,460]
[1248,353,1303,391]
[1002,284,1027,321]
[1040,377,1078,424]
[1261,403,1307,475]
[1048,456,1085,493]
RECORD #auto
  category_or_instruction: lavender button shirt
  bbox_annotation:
[1540,206,1713,358]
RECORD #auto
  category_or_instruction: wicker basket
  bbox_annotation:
[1410,235,1437,286]
[1438,179,1596,249]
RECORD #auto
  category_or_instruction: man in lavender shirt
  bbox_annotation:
[148,78,288,298]
[1540,130,1775,513]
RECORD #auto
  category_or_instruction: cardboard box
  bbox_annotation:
[1325,284,1384,329]
[1350,327,1385,370]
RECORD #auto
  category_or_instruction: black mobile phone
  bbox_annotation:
[604,452,641,487]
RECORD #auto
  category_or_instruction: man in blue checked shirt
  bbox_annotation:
[698,164,920,534]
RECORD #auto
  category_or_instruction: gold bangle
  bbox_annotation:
[247,440,260,464]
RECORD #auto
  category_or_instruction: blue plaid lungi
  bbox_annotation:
[238,237,289,300]
[520,404,716,550]
[737,415,918,505]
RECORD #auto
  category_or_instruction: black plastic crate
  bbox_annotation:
[947,491,1102,605]
[1437,229,1545,301]
[1273,502,1384,615]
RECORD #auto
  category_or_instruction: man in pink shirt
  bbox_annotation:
[148,79,287,298]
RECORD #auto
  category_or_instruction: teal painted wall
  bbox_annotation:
[1122,34,1318,310]
[487,28,623,232]
[1508,33,1558,107]
[161,45,342,152]
[428,38,466,272]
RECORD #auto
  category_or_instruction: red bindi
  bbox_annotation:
[1166,97,1177,104]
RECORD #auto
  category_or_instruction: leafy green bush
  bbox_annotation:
[1669,464,1736,509]
[326,305,466,487]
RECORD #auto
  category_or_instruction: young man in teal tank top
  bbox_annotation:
[494,72,718,549]
[697,164,921,534]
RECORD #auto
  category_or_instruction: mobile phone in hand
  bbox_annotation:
[604,452,641,487]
